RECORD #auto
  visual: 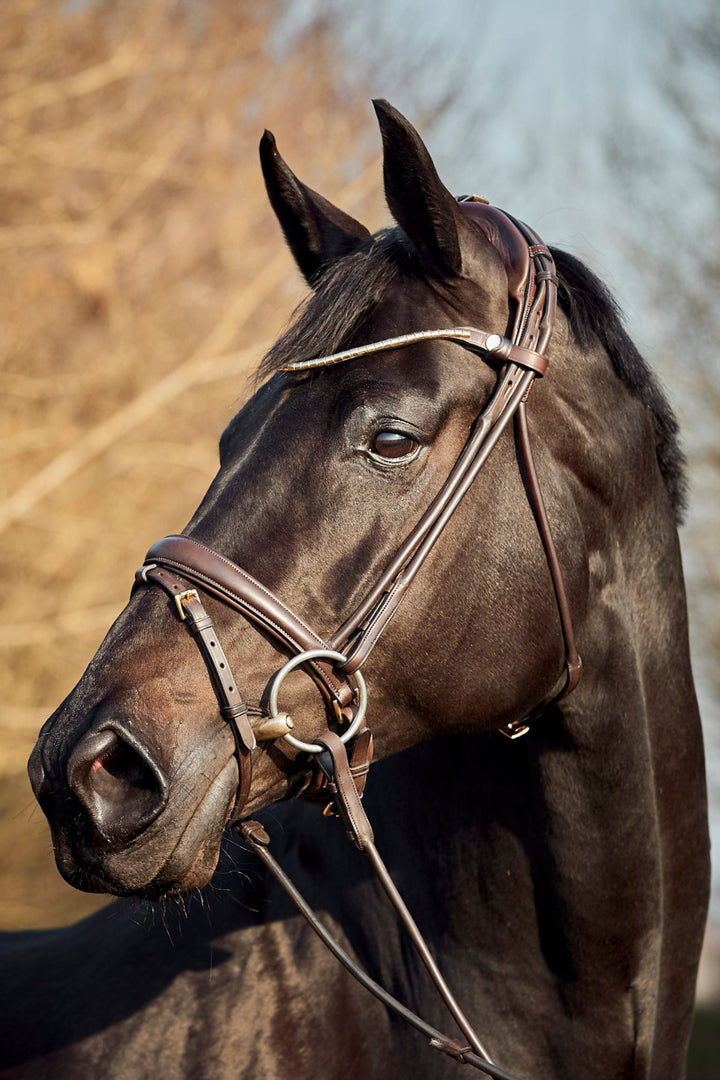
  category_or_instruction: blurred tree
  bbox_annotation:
[604,2,720,711]
[0,0,383,929]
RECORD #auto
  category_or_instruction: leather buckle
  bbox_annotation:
[174,589,200,621]
[499,719,531,740]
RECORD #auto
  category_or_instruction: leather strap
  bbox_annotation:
[136,564,256,815]
[515,403,582,698]
[143,535,356,710]
[315,732,374,850]
[325,236,562,677]
[330,366,537,672]
[299,727,374,804]
[313,732,497,1060]
[282,326,547,377]
[237,817,522,1080]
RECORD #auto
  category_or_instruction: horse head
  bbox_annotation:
[27,101,679,905]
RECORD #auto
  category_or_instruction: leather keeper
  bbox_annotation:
[315,731,374,850]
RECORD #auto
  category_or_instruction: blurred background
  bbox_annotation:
[1,0,717,1070]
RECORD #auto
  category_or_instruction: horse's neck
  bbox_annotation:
[206,474,706,1077]
[567,486,707,1072]
[466,472,707,1076]
[297,519,706,1076]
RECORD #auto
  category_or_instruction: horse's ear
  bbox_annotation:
[373,99,492,282]
[260,130,371,285]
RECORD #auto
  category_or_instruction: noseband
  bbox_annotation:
[133,202,581,1078]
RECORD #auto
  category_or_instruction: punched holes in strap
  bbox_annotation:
[178,590,256,754]
[137,564,256,755]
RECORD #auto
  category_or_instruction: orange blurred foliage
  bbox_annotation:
[0,0,385,928]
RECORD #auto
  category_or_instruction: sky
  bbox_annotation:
[275,0,716,321]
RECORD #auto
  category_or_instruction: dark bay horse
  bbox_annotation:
[2,101,709,1078]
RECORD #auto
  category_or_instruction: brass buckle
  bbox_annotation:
[174,589,200,621]
[330,683,360,723]
[499,720,531,740]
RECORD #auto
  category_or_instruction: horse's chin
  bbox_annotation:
[56,849,221,901]
[51,757,239,900]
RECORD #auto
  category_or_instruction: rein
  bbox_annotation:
[133,203,580,1077]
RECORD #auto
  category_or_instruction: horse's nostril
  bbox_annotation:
[90,741,156,792]
[68,727,167,844]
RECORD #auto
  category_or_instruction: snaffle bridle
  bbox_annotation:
[133,201,580,1079]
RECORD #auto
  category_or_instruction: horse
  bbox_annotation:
[1,100,709,1079]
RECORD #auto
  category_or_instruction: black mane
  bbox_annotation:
[261,229,687,522]
[551,248,687,521]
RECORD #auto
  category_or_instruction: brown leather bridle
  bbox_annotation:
[133,203,580,1078]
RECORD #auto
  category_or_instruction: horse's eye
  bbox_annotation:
[371,431,420,460]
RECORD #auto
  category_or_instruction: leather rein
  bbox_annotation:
[133,203,580,1078]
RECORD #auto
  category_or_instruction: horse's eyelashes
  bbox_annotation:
[370,430,420,461]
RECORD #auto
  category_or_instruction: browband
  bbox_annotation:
[281,326,548,377]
